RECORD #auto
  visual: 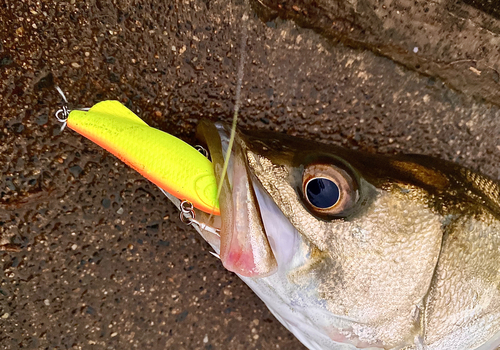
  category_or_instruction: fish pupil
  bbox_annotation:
[306,178,340,209]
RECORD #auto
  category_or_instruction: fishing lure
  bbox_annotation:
[55,95,220,216]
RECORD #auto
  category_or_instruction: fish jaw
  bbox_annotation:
[195,120,306,272]
[192,121,270,277]
[219,140,278,277]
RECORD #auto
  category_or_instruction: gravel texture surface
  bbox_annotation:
[1,1,500,349]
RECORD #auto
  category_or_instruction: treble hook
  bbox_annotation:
[54,86,70,132]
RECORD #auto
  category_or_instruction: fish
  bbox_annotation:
[159,119,500,350]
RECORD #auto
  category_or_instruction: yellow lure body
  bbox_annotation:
[67,101,220,215]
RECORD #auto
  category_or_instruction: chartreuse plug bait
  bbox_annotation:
[62,100,219,215]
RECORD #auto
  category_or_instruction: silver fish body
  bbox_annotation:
[168,121,500,350]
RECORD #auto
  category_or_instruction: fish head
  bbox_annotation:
[188,120,500,350]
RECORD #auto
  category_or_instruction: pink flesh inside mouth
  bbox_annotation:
[219,130,277,277]
[209,124,298,278]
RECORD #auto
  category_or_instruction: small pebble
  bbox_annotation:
[1,313,9,319]
[44,299,50,306]
[102,198,111,208]
[69,165,82,177]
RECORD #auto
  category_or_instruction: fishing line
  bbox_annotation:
[214,7,248,205]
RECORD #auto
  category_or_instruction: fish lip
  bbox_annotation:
[215,122,277,277]
[204,122,298,274]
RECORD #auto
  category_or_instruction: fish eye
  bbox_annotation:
[305,177,340,209]
[302,163,358,216]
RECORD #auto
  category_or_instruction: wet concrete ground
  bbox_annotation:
[1,0,500,349]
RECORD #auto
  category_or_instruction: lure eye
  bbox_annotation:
[305,177,340,209]
[302,163,358,216]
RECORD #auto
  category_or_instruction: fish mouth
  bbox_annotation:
[196,120,299,278]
